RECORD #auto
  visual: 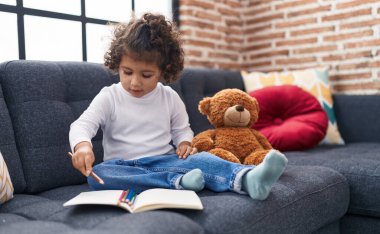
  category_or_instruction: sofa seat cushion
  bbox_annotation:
[0,214,204,234]
[286,143,380,217]
[341,214,380,234]
[1,166,349,234]
[182,165,348,234]
[0,185,204,234]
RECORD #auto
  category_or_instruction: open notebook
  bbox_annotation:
[63,188,203,213]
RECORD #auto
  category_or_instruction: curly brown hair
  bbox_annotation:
[104,13,184,84]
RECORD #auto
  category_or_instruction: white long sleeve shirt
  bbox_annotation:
[69,82,194,161]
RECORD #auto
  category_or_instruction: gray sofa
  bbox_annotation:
[0,60,378,234]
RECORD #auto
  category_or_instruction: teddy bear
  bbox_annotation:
[191,89,273,165]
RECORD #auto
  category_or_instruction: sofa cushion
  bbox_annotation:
[0,184,204,234]
[0,61,118,193]
[287,143,380,217]
[0,63,26,193]
[182,166,348,234]
[179,68,244,135]
[341,214,380,234]
[0,214,204,234]
[333,95,380,143]
[0,165,349,234]
[250,85,328,151]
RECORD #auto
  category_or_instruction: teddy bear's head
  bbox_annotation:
[198,89,260,128]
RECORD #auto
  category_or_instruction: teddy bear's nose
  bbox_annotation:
[235,105,244,112]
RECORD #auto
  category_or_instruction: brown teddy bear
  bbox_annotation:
[191,89,273,165]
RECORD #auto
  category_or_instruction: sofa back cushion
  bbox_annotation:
[333,95,380,143]
[0,61,118,193]
[0,63,26,193]
[179,68,244,135]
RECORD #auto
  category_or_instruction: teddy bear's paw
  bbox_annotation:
[229,157,241,164]
[193,139,214,152]
[244,153,266,165]
[209,148,241,163]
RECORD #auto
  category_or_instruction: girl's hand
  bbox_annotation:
[72,142,95,177]
[176,141,198,159]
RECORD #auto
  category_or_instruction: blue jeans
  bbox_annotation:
[88,152,254,194]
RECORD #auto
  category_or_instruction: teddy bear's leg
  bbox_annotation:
[244,150,271,165]
[209,148,241,163]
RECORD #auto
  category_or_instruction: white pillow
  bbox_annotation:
[0,151,14,204]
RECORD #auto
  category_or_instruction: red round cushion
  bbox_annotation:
[250,85,328,151]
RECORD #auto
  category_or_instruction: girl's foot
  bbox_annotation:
[180,168,205,192]
[242,150,288,200]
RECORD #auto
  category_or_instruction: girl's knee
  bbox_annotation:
[87,176,103,190]
[102,159,122,165]
[92,159,121,173]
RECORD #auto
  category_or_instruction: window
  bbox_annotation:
[135,0,172,19]
[23,0,81,15]
[24,16,82,61]
[0,0,178,63]
[0,0,15,6]
[86,23,113,63]
[0,11,18,61]
[85,0,132,22]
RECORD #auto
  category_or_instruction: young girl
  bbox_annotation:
[69,13,287,200]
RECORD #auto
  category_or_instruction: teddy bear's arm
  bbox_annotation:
[250,129,273,150]
[191,130,216,152]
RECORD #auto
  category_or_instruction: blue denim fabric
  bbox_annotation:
[88,152,254,194]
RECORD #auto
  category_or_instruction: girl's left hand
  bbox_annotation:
[176,141,198,159]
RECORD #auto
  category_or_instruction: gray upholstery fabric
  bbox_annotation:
[287,143,380,217]
[0,62,26,193]
[0,214,204,234]
[312,221,340,234]
[340,214,380,234]
[0,61,118,193]
[0,166,348,234]
[181,166,348,234]
[333,95,380,143]
[0,213,28,224]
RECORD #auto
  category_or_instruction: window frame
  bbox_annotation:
[0,0,179,61]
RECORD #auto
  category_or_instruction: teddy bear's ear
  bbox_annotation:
[199,97,212,115]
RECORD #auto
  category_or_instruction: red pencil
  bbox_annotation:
[117,190,127,205]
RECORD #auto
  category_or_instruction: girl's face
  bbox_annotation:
[119,54,161,98]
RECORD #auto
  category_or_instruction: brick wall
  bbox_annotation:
[179,0,244,70]
[180,0,380,94]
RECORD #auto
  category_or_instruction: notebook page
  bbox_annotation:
[64,190,123,206]
[133,189,203,212]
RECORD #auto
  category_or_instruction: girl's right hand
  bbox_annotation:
[72,142,95,177]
